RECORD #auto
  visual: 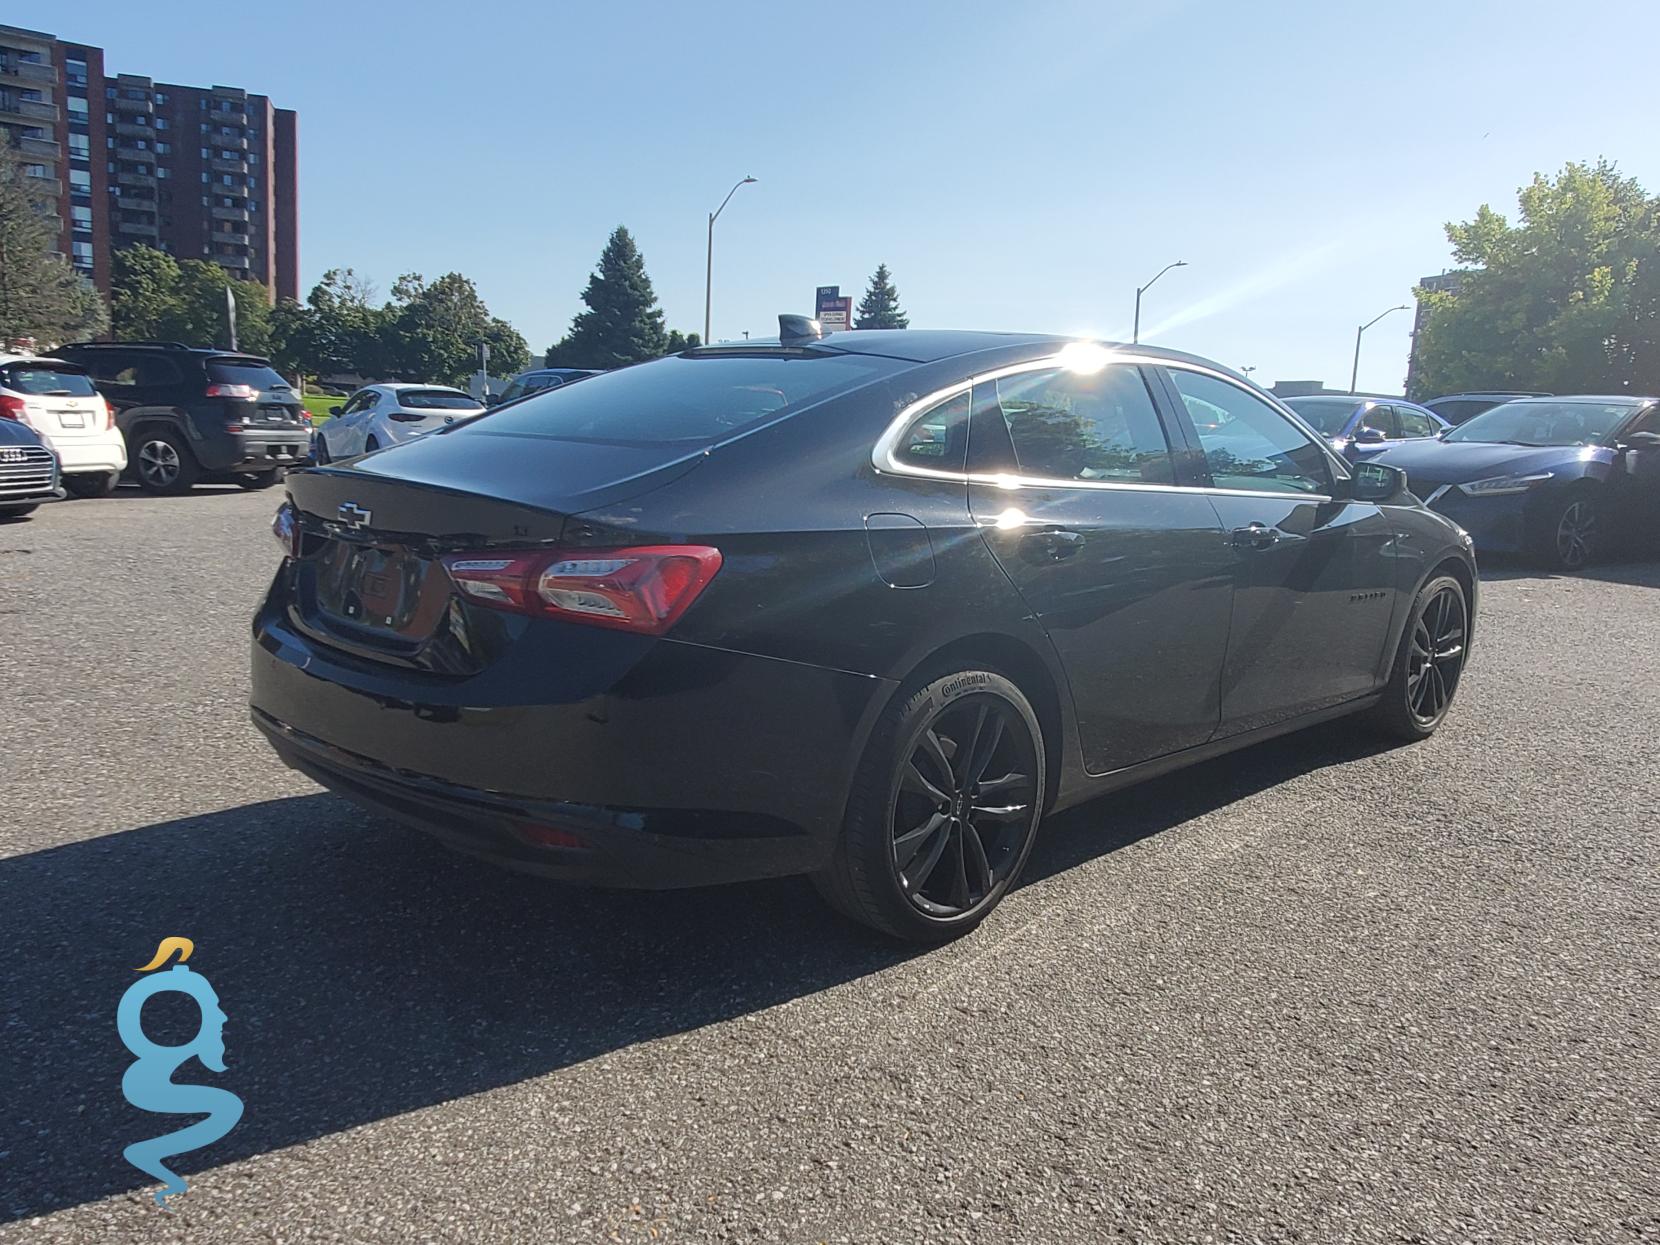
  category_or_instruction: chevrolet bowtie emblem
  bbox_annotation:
[338,502,371,529]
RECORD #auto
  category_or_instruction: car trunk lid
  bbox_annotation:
[281,431,706,671]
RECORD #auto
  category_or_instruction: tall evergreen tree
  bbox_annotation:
[854,263,909,330]
[546,227,668,367]
[0,141,107,346]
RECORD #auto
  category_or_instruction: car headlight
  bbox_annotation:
[1458,472,1553,496]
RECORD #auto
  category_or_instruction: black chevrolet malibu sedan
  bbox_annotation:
[253,323,1477,940]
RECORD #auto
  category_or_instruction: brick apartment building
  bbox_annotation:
[0,22,297,303]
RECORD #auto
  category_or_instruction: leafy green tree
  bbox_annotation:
[546,226,668,368]
[386,271,528,385]
[281,267,389,379]
[854,263,909,330]
[663,329,703,354]
[0,140,107,346]
[110,244,272,352]
[1410,160,1660,398]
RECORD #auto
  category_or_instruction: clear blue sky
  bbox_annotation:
[44,0,1660,390]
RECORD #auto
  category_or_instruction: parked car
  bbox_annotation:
[1422,391,1551,425]
[1375,394,1660,570]
[1281,394,1448,459]
[0,353,127,497]
[55,342,309,494]
[313,384,485,462]
[0,415,63,519]
[254,325,1477,941]
[489,368,600,406]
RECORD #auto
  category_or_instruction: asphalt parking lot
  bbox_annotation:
[1,488,1656,1244]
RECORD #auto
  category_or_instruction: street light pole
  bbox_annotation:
[1350,304,1410,393]
[704,175,757,345]
[1132,260,1187,345]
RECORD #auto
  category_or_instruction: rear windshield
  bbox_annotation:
[208,358,290,390]
[398,389,481,411]
[1282,397,1360,435]
[467,351,903,446]
[0,363,99,397]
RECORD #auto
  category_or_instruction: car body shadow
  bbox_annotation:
[0,717,1398,1222]
[1476,553,1660,588]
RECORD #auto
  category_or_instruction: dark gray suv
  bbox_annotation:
[56,342,310,494]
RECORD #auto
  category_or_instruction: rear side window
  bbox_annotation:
[208,357,289,389]
[397,389,480,411]
[981,364,1175,484]
[0,364,99,397]
[1360,405,1401,438]
[468,351,903,446]
[80,353,179,387]
[892,390,971,471]
[1282,398,1359,436]
[1396,407,1437,438]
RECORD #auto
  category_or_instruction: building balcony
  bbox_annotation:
[117,218,160,237]
[117,168,158,187]
[113,94,153,114]
[0,96,58,123]
[17,134,59,158]
[210,157,245,173]
[114,142,153,160]
[216,252,253,270]
[0,60,57,86]
[211,203,251,223]
[25,174,62,196]
[113,119,155,138]
[211,228,252,245]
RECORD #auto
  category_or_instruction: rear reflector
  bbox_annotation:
[510,820,588,850]
[271,503,299,557]
[440,545,722,636]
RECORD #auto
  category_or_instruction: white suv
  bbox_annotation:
[0,353,128,497]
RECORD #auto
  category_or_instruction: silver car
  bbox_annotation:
[313,384,483,461]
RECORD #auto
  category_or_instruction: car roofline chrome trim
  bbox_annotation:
[871,349,1348,502]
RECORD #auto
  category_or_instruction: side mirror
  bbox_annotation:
[1436,426,1452,439]
[1621,430,1660,449]
[1344,461,1406,503]
[1353,425,1387,444]
[329,405,342,416]
[484,393,501,406]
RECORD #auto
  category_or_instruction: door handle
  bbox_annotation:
[1230,522,1281,551]
[1019,527,1084,563]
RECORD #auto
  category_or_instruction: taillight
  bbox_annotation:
[440,545,722,636]
[103,398,115,432]
[205,382,258,400]
[271,503,300,558]
[0,394,26,421]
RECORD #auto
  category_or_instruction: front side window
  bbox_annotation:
[1396,407,1437,438]
[1359,405,1400,438]
[1169,369,1332,495]
[981,364,1175,484]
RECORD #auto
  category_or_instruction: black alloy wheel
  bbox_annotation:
[1371,573,1469,740]
[1550,496,1598,571]
[815,668,1046,940]
[134,430,199,495]
[893,694,1040,917]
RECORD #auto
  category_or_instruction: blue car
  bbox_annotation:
[1375,394,1660,571]
[1281,394,1449,460]
[0,415,62,520]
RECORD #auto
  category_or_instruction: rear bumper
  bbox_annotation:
[250,598,895,888]
[185,417,311,472]
[54,432,127,476]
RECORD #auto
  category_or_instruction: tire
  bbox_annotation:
[1530,489,1600,572]
[63,471,119,499]
[236,469,282,490]
[1368,573,1469,741]
[132,428,200,495]
[813,667,1047,941]
[0,505,38,520]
